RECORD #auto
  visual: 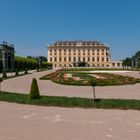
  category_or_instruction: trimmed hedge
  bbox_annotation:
[15,56,52,71]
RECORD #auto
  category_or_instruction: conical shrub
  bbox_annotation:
[24,68,28,74]
[29,78,40,99]
[2,70,7,78]
[15,69,19,76]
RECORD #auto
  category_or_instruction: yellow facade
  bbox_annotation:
[48,41,112,68]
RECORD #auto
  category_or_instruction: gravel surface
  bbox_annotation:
[1,70,140,99]
[0,102,140,140]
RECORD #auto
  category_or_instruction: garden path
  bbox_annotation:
[0,102,140,140]
[1,70,140,99]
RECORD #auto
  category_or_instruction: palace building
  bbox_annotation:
[47,40,122,68]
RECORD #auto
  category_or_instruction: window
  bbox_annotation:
[74,57,76,62]
[83,57,85,62]
[59,57,61,62]
[92,57,94,61]
[64,49,66,52]
[78,57,80,62]
[117,63,120,67]
[64,57,66,62]
[55,49,56,52]
[69,57,71,61]
[97,49,99,52]
[97,57,99,62]
[88,57,90,61]
[107,57,109,61]
[88,49,90,52]
[50,57,52,62]
[60,64,61,67]
[102,57,104,62]
[55,57,57,61]
[69,49,71,52]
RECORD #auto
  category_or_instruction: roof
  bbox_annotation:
[0,44,15,52]
[48,40,108,48]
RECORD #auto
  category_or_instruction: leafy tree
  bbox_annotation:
[29,78,40,99]
[122,57,132,68]
[89,79,97,101]
[78,62,86,67]
[0,61,3,72]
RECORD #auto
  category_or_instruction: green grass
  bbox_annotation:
[1,91,140,110]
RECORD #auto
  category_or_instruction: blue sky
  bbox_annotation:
[0,0,140,60]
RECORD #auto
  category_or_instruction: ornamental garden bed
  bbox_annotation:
[40,70,140,86]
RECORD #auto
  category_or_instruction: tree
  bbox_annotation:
[29,78,40,99]
[0,78,3,93]
[89,79,97,101]
[122,57,132,68]
[78,62,86,67]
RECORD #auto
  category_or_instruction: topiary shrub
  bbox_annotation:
[2,71,7,79]
[24,68,28,74]
[15,69,19,76]
[89,79,97,101]
[29,78,40,99]
[37,67,39,72]
[0,78,3,93]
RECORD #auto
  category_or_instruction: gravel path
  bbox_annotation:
[1,70,140,99]
[0,102,140,140]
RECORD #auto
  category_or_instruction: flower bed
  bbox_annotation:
[40,71,140,86]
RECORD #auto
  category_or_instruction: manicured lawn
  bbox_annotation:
[1,92,140,110]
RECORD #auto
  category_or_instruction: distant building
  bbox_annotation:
[111,60,122,68]
[0,42,15,72]
[47,40,122,68]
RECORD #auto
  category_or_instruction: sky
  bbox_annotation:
[0,0,140,60]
